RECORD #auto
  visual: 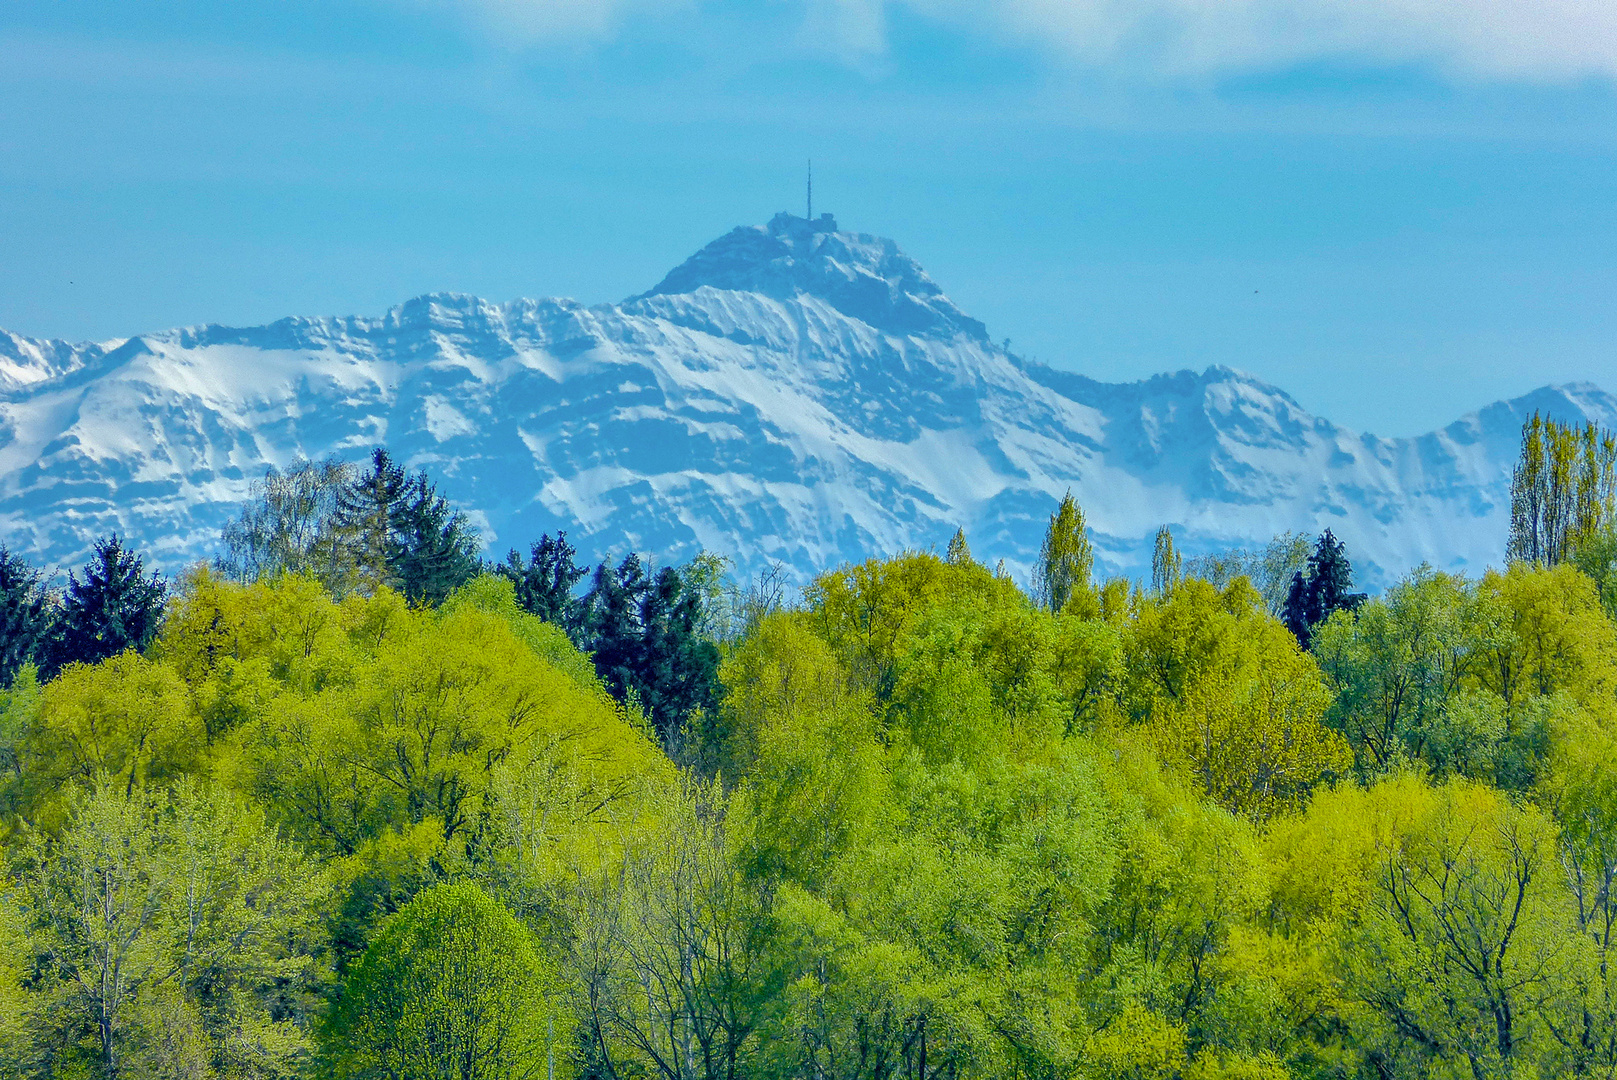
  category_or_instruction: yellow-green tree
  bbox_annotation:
[1036,492,1095,614]
[321,879,565,1080]
[1508,413,1617,567]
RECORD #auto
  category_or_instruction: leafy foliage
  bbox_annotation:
[1508,412,1617,567]
[4,472,1617,1080]
[320,879,562,1080]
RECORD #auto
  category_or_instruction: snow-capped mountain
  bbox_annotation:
[1,211,1611,590]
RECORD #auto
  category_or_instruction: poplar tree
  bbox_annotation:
[1151,525,1182,597]
[946,528,973,566]
[1508,413,1617,566]
[1037,492,1094,613]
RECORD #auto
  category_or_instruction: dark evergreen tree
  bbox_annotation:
[582,554,650,705]
[1282,570,1318,649]
[48,535,166,675]
[337,448,410,581]
[1283,529,1367,650]
[1308,529,1365,619]
[498,532,587,637]
[634,565,721,747]
[576,555,722,749]
[392,473,481,606]
[0,546,53,684]
[337,448,479,604]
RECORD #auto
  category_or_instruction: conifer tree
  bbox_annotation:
[1151,525,1182,597]
[391,473,481,605]
[582,554,650,705]
[635,565,721,746]
[337,447,411,586]
[48,535,166,675]
[1283,529,1366,649]
[1036,492,1093,613]
[946,528,973,566]
[0,546,52,685]
[333,448,480,603]
[499,531,588,636]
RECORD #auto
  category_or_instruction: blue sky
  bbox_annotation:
[1,0,1614,435]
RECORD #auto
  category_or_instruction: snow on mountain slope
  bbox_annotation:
[1,210,1611,590]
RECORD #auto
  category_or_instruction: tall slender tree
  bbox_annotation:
[1508,413,1617,566]
[1036,492,1094,613]
[1151,525,1182,597]
[946,528,973,567]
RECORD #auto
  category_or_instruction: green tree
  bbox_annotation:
[321,879,562,1080]
[1338,779,1582,1079]
[1312,567,1497,780]
[216,457,364,596]
[945,528,973,567]
[48,535,167,677]
[1151,526,1182,598]
[1036,492,1094,614]
[1508,413,1617,567]
[0,546,53,686]
[19,777,327,1079]
[570,778,781,1080]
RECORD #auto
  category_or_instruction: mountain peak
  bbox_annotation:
[632,214,988,342]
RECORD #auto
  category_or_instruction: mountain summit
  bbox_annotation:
[636,212,988,341]
[0,218,1611,587]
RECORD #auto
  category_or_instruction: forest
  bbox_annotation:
[0,420,1613,1080]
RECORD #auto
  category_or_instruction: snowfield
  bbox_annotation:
[2,212,1612,589]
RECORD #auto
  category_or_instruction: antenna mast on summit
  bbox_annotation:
[806,160,813,221]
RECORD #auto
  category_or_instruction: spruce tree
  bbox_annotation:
[0,546,52,685]
[335,449,479,603]
[391,473,481,606]
[1283,569,1316,649]
[1282,529,1367,650]
[634,565,720,746]
[48,535,166,675]
[582,554,650,705]
[499,532,588,637]
[337,448,410,588]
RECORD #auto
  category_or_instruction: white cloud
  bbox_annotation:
[421,0,1617,80]
[903,0,1617,80]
